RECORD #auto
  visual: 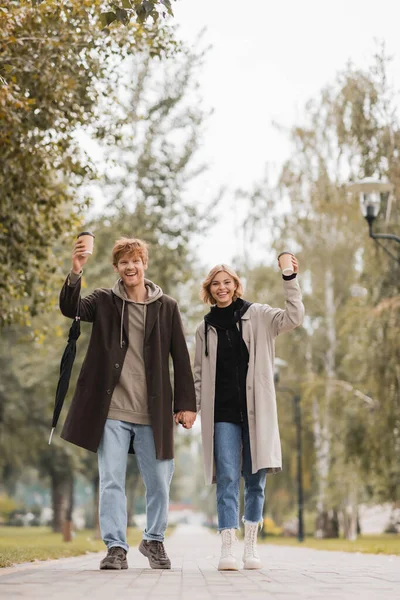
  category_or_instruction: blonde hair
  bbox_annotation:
[200,264,244,305]
[112,238,149,266]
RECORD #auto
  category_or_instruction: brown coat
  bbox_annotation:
[59,276,196,458]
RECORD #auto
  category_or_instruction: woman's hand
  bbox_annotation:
[277,254,299,274]
[291,255,299,273]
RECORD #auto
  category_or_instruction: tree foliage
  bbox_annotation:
[0,0,178,326]
[24,0,175,30]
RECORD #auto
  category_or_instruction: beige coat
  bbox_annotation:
[194,277,305,485]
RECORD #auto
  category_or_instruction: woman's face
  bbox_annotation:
[210,271,237,307]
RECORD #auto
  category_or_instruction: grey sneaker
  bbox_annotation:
[139,540,171,569]
[100,546,128,570]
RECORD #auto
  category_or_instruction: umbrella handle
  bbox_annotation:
[48,428,55,445]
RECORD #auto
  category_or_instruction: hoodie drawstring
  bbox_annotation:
[120,299,125,349]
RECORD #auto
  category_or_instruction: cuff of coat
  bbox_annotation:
[282,273,297,281]
[68,270,83,286]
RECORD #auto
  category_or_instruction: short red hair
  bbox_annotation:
[112,238,149,266]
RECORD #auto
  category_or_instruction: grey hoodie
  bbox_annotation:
[108,278,163,425]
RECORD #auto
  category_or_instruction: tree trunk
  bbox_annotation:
[62,474,74,542]
[93,474,101,539]
[51,473,70,533]
[314,267,339,538]
[342,484,358,540]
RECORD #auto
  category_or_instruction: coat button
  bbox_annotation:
[247,385,252,390]
[114,363,120,369]
[106,389,111,394]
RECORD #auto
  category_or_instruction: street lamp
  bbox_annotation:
[274,359,304,543]
[348,177,400,264]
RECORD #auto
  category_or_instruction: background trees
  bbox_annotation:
[235,50,400,538]
[0,1,207,531]
[0,0,177,325]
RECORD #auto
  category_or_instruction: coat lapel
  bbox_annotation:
[145,301,161,342]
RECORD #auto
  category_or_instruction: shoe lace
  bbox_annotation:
[221,529,236,558]
[154,541,168,559]
[245,525,259,558]
[109,546,125,558]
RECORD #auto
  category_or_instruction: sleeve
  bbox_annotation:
[59,274,99,323]
[170,303,197,413]
[193,326,203,413]
[261,277,305,338]
[68,270,83,286]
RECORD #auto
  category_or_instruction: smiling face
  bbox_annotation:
[114,252,147,289]
[209,271,237,307]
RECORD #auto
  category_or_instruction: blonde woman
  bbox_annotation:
[194,258,304,570]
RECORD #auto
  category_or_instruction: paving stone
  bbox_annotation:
[1,525,400,599]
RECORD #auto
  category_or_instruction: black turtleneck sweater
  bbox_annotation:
[205,299,250,424]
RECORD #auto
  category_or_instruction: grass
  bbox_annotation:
[260,534,400,555]
[0,526,143,568]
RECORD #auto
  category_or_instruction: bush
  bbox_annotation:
[0,495,21,524]
[263,516,283,536]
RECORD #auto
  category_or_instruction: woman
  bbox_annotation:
[194,256,304,570]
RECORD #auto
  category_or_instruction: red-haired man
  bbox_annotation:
[59,237,196,570]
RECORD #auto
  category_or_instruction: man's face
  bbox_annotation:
[114,253,147,288]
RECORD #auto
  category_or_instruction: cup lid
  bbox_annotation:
[277,251,292,259]
[77,231,95,238]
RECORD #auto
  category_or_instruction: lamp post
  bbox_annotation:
[274,359,304,543]
[348,177,400,264]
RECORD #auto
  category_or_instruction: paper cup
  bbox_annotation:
[278,252,294,276]
[77,231,95,256]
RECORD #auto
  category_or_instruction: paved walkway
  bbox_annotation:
[1,525,399,599]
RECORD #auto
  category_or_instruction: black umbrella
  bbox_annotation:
[49,315,81,445]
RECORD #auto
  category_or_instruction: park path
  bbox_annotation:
[0,524,399,599]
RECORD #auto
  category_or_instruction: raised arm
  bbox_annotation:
[262,276,305,337]
[59,237,98,322]
[59,275,99,322]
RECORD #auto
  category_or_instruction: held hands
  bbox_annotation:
[72,239,90,274]
[174,410,196,429]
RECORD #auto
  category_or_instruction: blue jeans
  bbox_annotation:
[214,421,267,531]
[98,419,174,552]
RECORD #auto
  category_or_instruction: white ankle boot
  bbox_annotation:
[218,528,239,571]
[242,522,263,569]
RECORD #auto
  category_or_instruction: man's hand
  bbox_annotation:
[174,410,197,429]
[72,239,90,274]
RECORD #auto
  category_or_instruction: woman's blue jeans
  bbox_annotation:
[98,419,174,552]
[214,421,267,531]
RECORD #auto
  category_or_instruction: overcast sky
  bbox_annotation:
[172,0,400,266]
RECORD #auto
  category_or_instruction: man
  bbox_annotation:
[59,237,197,570]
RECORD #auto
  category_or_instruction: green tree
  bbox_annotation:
[0,0,178,326]
[25,0,175,29]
